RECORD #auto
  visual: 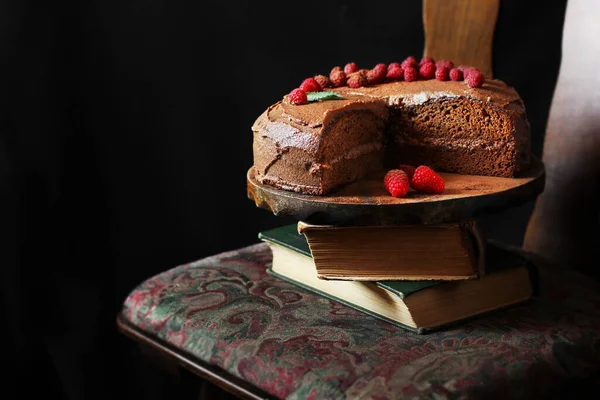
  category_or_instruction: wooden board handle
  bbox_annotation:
[423,0,499,78]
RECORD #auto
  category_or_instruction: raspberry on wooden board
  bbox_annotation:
[384,169,410,198]
[398,164,416,178]
[410,166,445,194]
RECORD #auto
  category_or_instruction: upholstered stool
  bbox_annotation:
[117,242,600,399]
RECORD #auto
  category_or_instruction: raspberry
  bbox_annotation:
[331,66,343,75]
[330,70,347,87]
[463,67,479,77]
[344,62,358,74]
[384,169,410,198]
[299,77,322,93]
[435,66,450,81]
[401,56,418,70]
[314,74,331,89]
[419,56,435,66]
[465,70,485,88]
[419,62,436,80]
[398,164,416,178]
[410,165,445,194]
[458,66,478,77]
[288,88,307,105]
[373,63,387,72]
[358,68,370,76]
[367,67,386,85]
[386,66,404,81]
[404,66,418,82]
[347,73,367,88]
[449,68,463,81]
[388,62,401,70]
[436,59,454,70]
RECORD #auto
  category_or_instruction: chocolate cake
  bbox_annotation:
[252,73,531,196]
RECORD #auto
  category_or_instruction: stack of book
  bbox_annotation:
[259,221,536,333]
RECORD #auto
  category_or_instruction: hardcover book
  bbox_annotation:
[297,220,486,281]
[259,224,535,333]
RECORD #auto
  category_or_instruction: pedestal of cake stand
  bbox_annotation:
[247,157,545,226]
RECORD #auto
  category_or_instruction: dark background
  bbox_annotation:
[2,1,568,399]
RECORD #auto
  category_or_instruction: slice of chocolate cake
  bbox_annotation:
[252,69,531,196]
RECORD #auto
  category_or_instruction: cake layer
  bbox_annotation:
[253,95,389,195]
[387,97,518,177]
[252,79,531,195]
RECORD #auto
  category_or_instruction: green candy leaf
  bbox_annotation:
[307,91,344,102]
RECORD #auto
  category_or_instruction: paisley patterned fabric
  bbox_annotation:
[121,243,600,399]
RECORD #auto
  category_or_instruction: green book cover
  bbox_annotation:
[258,224,532,299]
[258,224,312,258]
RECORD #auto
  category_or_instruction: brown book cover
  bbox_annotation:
[297,220,486,281]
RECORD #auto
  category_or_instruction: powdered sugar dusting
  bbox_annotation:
[394,91,460,106]
[263,122,319,154]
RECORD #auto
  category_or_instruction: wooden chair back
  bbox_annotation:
[423,0,499,78]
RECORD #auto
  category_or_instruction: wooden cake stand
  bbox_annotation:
[247,157,545,226]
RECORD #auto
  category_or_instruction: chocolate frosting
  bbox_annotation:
[253,94,388,156]
[252,78,530,195]
[336,79,524,109]
[254,79,524,153]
